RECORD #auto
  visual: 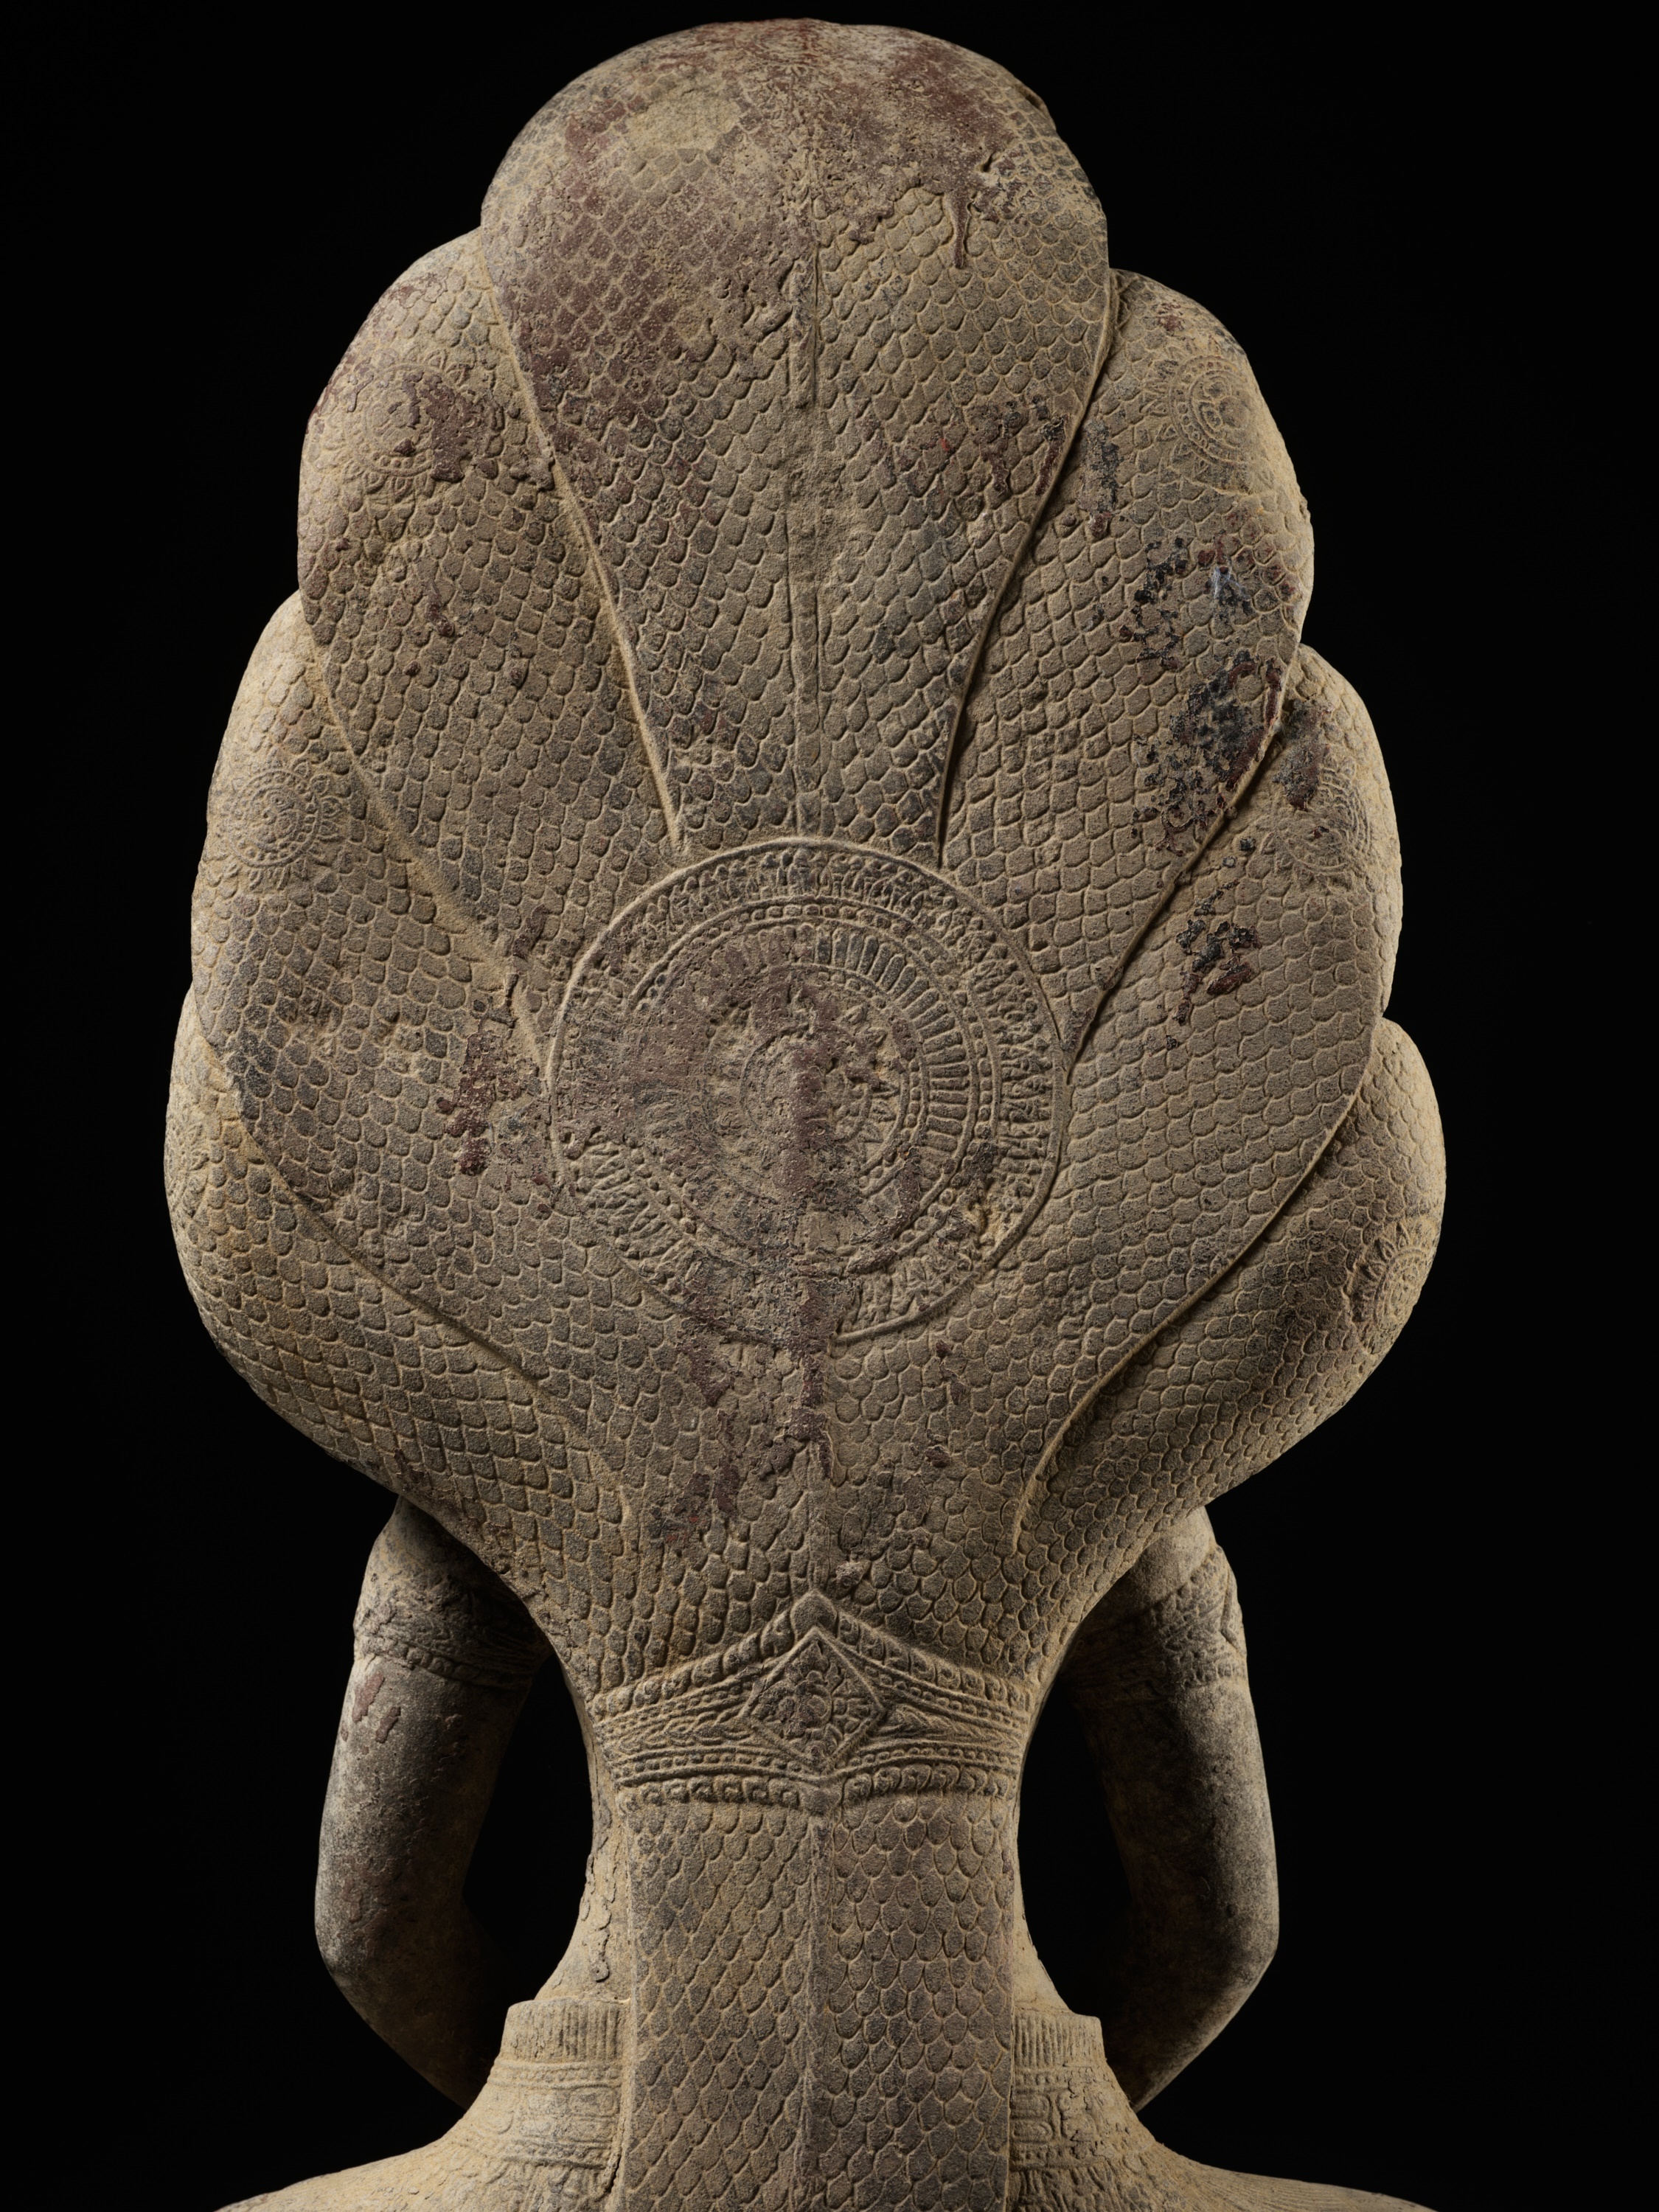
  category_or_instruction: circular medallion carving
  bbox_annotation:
[1167,351,1256,472]
[349,373,433,477]
[226,764,324,871]
[1272,732,1377,879]
[321,353,504,484]
[1349,1217,1438,1356]
[220,762,338,891]
[552,843,1063,1344]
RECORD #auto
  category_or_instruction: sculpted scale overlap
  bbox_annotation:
[167,22,1446,2211]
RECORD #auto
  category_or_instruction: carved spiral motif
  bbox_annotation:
[552,843,1063,1343]
[226,765,323,869]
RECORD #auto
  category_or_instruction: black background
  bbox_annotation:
[69,10,1566,2208]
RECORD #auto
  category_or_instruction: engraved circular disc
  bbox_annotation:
[324,355,502,482]
[1168,351,1256,470]
[226,764,324,870]
[552,842,1064,1343]
[1349,1217,1438,1357]
[1272,738,1377,879]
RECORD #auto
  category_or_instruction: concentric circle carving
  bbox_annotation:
[320,353,504,484]
[217,761,339,892]
[552,843,1063,1344]
[226,763,324,872]
[1349,1217,1438,1356]
[348,373,434,478]
[1168,351,1256,471]
[1272,734,1377,880]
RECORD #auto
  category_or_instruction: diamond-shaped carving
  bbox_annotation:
[744,1630,886,1769]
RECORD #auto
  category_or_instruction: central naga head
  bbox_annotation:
[168,20,1444,2212]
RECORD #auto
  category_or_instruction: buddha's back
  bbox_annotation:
[167,22,1444,2209]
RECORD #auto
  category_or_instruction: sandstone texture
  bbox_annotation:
[167,22,1445,2210]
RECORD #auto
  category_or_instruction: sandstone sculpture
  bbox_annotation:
[167,22,1446,2210]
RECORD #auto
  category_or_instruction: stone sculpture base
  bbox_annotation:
[229,1999,1423,2212]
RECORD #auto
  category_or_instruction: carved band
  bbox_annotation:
[453,1998,1125,2190]
[1009,2008,1137,2198]
[353,1600,549,1691]
[453,2000,627,2177]
[592,1592,1035,1804]
[1064,1542,1248,1706]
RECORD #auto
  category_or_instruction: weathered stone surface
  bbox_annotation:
[167,21,1444,2210]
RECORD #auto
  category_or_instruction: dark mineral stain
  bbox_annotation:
[1174,918,1262,1023]
[438,1022,530,1178]
[1273,696,1334,810]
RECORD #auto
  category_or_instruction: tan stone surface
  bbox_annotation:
[168,21,1445,2209]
